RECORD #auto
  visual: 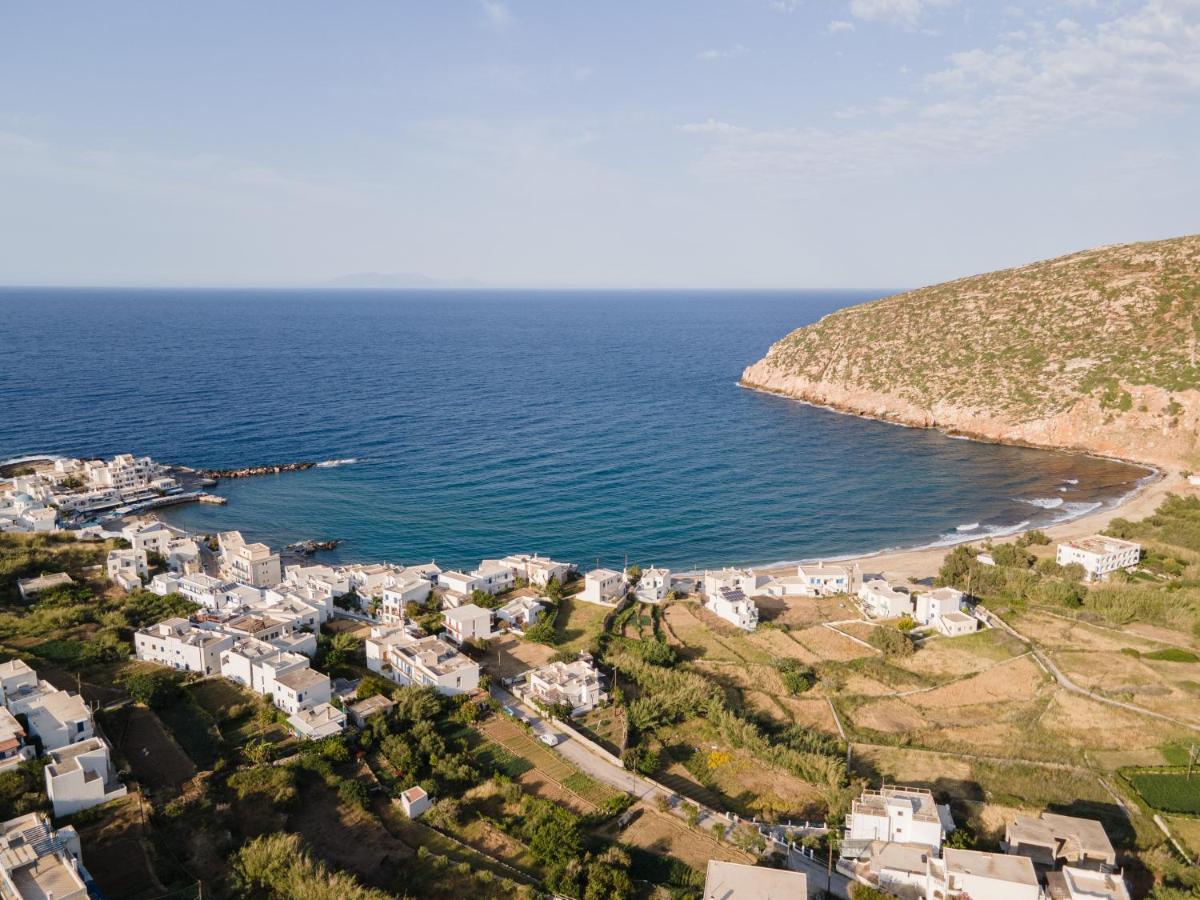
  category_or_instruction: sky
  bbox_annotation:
[1,0,1198,289]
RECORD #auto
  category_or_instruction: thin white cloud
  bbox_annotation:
[480,0,512,28]
[680,0,1200,180]
[678,118,748,135]
[827,19,857,33]
[697,43,749,61]
[849,0,955,28]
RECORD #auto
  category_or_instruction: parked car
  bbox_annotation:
[538,732,564,747]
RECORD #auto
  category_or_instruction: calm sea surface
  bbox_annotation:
[0,288,1148,571]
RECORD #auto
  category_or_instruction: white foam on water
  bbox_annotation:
[316,458,359,468]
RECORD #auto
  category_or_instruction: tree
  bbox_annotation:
[584,846,634,900]
[868,626,915,657]
[775,659,816,694]
[522,797,582,868]
[333,589,361,612]
[622,745,660,775]
[233,832,391,900]
[322,631,360,669]
[243,738,272,766]
[991,542,1035,569]
[122,670,180,709]
[523,614,556,645]
[543,577,563,602]
[626,565,643,586]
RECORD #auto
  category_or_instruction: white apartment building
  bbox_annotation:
[634,566,672,603]
[703,567,769,599]
[81,453,176,494]
[913,587,965,626]
[580,568,626,605]
[134,618,234,675]
[365,627,480,696]
[926,848,1041,900]
[526,657,607,715]
[44,737,127,817]
[217,530,282,588]
[0,812,92,900]
[844,786,955,853]
[704,586,759,631]
[1057,536,1141,580]
[168,572,239,609]
[106,548,148,591]
[858,579,912,619]
[442,604,493,645]
[0,708,33,771]
[341,562,395,599]
[282,564,351,601]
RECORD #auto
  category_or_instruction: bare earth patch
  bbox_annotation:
[852,698,930,734]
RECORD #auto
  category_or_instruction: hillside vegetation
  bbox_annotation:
[742,235,1200,468]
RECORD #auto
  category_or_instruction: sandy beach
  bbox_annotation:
[752,468,1195,584]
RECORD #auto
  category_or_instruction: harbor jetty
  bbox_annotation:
[197,461,316,479]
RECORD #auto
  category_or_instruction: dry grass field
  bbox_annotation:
[488,632,557,680]
[616,805,753,871]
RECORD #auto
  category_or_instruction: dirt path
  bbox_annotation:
[981,606,1200,733]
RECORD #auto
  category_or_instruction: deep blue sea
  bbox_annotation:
[0,288,1148,571]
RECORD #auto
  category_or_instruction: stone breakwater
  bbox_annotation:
[198,462,316,479]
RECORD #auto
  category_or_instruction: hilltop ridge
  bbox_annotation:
[741,235,1200,469]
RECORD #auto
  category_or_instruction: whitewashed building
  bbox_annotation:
[365,627,480,696]
[495,594,544,629]
[44,737,127,817]
[844,786,954,853]
[499,553,575,588]
[401,785,432,818]
[442,604,493,645]
[926,848,1040,900]
[703,860,807,899]
[134,618,234,675]
[703,567,769,599]
[767,562,861,598]
[218,530,282,588]
[122,520,175,557]
[1056,536,1141,581]
[438,570,484,596]
[858,579,913,619]
[526,657,607,715]
[913,587,965,626]
[634,566,671,603]
[935,610,979,637]
[106,548,148,591]
[0,812,92,900]
[0,708,33,771]
[580,568,626,605]
[704,586,759,631]
[6,682,94,752]
[287,702,346,740]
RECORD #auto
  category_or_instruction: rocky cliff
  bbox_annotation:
[741,235,1200,470]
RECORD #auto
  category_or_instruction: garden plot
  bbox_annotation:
[906,655,1043,711]
[790,625,873,661]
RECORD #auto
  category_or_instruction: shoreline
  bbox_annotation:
[749,463,1179,584]
[734,379,1177,582]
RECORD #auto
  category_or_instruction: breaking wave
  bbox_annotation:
[316,458,359,468]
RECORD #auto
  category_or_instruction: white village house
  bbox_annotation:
[704,585,759,631]
[858,579,912,619]
[106,547,148,591]
[525,656,607,716]
[44,738,127,817]
[218,530,283,588]
[580,568,626,605]
[634,566,672,603]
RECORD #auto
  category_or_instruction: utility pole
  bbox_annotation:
[826,840,833,893]
[1188,742,1197,780]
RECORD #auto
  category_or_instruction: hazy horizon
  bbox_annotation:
[2,1,1197,289]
